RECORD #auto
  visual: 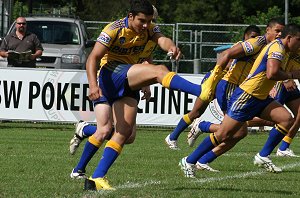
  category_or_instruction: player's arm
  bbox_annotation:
[217,44,246,70]
[266,58,292,80]
[198,43,246,101]
[152,33,181,60]
[86,42,108,101]
[267,61,300,81]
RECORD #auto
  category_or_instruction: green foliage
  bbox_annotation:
[243,6,283,26]
[230,6,283,42]
[0,122,300,197]
[13,1,77,18]
[13,0,299,24]
[75,0,129,21]
[289,16,300,24]
[12,0,28,19]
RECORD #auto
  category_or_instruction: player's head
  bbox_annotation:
[128,0,154,33]
[129,0,153,16]
[265,17,285,42]
[280,23,300,52]
[152,5,158,23]
[243,25,261,40]
[15,17,27,33]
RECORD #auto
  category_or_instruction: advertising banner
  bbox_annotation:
[0,68,223,126]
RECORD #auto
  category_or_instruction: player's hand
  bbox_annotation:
[283,79,296,92]
[141,86,151,101]
[168,46,182,61]
[269,87,278,98]
[88,85,101,101]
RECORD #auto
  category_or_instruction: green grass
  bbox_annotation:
[0,122,300,198]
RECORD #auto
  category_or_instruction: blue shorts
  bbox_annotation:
[215,79,238,112]
[98,63,140,105]
[227,87,274,122]
[274,83,300,105]
[92,95,108,107]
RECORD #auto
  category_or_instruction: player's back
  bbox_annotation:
[285,49,300,71]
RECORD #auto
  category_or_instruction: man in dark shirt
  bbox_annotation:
[0,17,43,68]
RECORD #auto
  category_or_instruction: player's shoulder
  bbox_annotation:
[104,18,126,32]
[269,39,285,50]
[241,36,266,54]
[245,36,266,46]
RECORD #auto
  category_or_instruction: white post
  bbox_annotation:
[285,0,288,24]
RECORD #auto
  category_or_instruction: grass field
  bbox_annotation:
[1,122,300,198]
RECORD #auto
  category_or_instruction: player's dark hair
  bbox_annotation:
[129,0,154,16]
[243,25,261,39]
[280,23,300,38]
[267,17,285,27]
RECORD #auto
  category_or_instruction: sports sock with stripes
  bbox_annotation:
[186,133,218,164]
[170,114,192,140]
[259,126,286,157]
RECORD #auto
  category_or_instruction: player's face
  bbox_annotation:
[129,13,153,34]
[288,33,300,52]
[266,23,285,42]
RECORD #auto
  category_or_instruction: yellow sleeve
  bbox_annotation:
[240,36,266,56]
[96,22,120,48]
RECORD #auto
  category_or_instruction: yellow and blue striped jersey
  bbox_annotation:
[270,49,300,95]
[285,49,300,71]
[137,40,157,63]
[223,36,267,85]
[239,39,289,100]
[97,17,160,66]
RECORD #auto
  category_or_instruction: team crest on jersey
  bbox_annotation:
[244,41,254,53]
[119,37,126,44]
[97,32,111,45]
[271,52,284,60]
[153,26,160,33]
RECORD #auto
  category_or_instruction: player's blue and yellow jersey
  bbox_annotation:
[239,39,289,100]
[97,17,160,67]
[285,49,300,71]
[271,49,300,104]
[270,49,300,94]
[222,36,267,85]
[137,40,157,63]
